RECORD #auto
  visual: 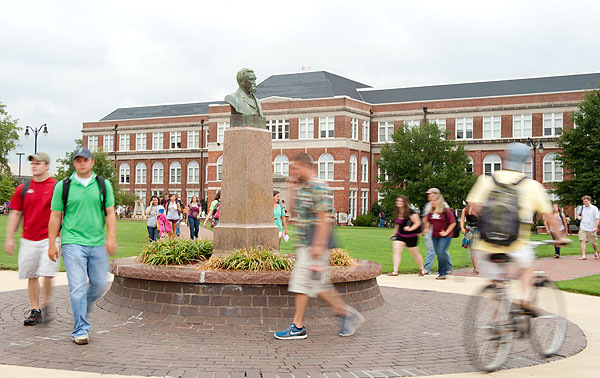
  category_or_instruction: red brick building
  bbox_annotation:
[81,70,600,215]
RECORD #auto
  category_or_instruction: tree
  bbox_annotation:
[0,173,17,205]
[54,139,132,206]
[0,102,21,174]
[377,122,477,211]
[554,88,600,205]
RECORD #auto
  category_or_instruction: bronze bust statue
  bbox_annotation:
[224,68,266,128]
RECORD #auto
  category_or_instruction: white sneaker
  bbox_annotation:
[72,335,89,345]
[339,307,365,337]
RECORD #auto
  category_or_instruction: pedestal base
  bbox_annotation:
[212,223,279,257]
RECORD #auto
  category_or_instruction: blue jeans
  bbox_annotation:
[188,217,200,240]
[176,219,181,236]
[432,236,452,276]
[147,226,159,242]
[424,231,435,273]
[62,244,108,338]
[379,218,385,227]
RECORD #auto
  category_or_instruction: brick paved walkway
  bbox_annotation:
[452,254,600,281]
[0,285,586,377]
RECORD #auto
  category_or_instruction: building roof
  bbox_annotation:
[358,72,600,104]
[98,71,600,121]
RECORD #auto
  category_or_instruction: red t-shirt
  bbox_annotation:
[10,177,57,241]
[427,208,456,237]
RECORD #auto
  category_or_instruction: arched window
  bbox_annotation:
[466,155,474,173]
[119,163,130,184]
[543,153,563,182]
[170,161,181,184]
[318,153,334,181]
[274,154,289,176]
[522,157,533,179]
[377,158,389,182]
[360,156,368,183]
[349,154,357,182]
[188,161,199,184]
[135,162,146,184]
[216,156,223,182]
[483,154,501,175]
[152,162,163,184]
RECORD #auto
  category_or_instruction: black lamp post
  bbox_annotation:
[16,152,25,185]
[200,119,205,200]
[527,137,544,232]
[24,124,48,154]
[113,124,118,169]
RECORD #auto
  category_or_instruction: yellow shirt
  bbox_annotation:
[467,170,552,253]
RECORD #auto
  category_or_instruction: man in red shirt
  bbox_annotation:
[4,152,59,325]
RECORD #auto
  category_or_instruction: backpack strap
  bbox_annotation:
[96,175,107,216]
[491,173,527,187]
[21,180,31,203]
[62,177,71,215]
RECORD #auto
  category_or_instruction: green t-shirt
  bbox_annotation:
[51,173,115,246]
[274,203,285,232]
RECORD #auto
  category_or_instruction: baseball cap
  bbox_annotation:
[73,147,93,160]
[504,143,530,171]
[426,188,440,194]
[28,152,50,164]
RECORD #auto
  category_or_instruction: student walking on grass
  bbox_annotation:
[460,202,480,273]
[274,153,364,340]
[576,195,599,260]
[544,204,568,258]
[3,152,59,326]
[273,190,288,248]
[47,147,117,345]
[388,195,425,276]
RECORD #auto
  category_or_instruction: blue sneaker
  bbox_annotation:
[339,307,365,337]
[274,323,307,339]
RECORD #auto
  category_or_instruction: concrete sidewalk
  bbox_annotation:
[0,271,597,378]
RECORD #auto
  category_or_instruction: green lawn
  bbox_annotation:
[0,216,585,276]
[556,275,600,297]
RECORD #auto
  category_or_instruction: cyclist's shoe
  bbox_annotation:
[24,309,42,326]
[274,323,307,339]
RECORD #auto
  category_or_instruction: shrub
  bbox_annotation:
[354,213,376,227]
[138,238,213,265]
[329,248,357,266]
[203,247,293,271]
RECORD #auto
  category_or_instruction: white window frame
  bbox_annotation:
[360,156,369,183]
[188,130,199,149]
[135,133,146,151]
[267,119,289,140]
[119,134,130,151]
[299,117,314,139]
[187,190,199,204]
[151,190,161,197]
[483,154,502,175]
[378,121,394,143]
[404,120,420,131]
[349,189,357,218]
[360,190,369,215]
[88,135,98,152]
[274,154,289,177]
[522,157,533,179]
[377,163,389,183]
[170,161,181,184]
[170,131,181,149]
[135,190,146,205]
[543,153,563,182]
[349,154,357,182]
[216,156,223,181]
[119,163,130,184]
[351,118,359,140]
[455,117,473,140]
[152,132,163,150]
[319,117,335,139]
[217,122,230,144]
[135,162,146,184]
[318,153,334,181]
[432,119,446,137]
[152,162,164,184]
[362,120,370,142]
[467,155,474,173]
[513,114,532,138]
[483,116,501,139]
[543,113,563,136]
[103,135,113,152]
[188,161,199,184]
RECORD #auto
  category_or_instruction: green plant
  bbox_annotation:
[329,248,357,266]
[209,247,294,271]
[138,238,213,265]
[354,214,376,227]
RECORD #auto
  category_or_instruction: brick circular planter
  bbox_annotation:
[102,257,384,326]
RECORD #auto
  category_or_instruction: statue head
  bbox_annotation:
[236,68,257,95]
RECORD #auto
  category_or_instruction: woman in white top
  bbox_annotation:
[145,195,165,242]
[544,204,568,258]
[166,194,181,237]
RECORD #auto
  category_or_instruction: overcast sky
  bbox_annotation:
[2,0,599,168]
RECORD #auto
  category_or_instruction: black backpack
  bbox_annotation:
[478,174,527,246]
[61,175,108,216]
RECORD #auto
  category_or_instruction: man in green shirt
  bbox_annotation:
[48,147,117,345]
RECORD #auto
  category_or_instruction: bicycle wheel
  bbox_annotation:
[530,278,568,357]
[464,284,514,372]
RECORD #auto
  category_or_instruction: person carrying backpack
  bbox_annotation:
[3,152,58,326]
[203,191,221,228]
[47,147,117,345]
[467,143,569,308]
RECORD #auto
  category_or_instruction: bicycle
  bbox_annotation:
[464,240,568,372]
